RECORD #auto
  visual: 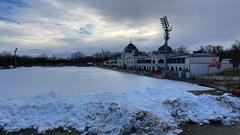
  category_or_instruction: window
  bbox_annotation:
[158,59,164,63]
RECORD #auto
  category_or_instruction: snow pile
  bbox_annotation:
[0,88,239,135]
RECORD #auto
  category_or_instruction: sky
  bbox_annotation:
[0,0,240,57]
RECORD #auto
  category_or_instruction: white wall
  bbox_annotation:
[190,64,209,76]
[208,63,233,74]
[189,56,219,64]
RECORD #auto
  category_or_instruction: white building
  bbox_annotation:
[168,51,232,76]
[104,42,233,76]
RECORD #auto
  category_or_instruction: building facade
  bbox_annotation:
[104,42,233,76]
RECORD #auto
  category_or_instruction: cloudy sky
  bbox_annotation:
[0,0,240,57]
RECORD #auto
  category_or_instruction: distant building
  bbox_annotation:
[104,42,233,76]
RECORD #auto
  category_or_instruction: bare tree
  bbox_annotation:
[173,46,190,55]
[93,49,111,59]
[204,45,224,56]
[230,40,240,67]
[232,40,240,50]
[70,51,85,60]
[0,51,12,57]
[110,52,121,59]
[38,53,51,59]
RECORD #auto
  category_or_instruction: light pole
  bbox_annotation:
[160,16,172,72]
[14,48,17,68]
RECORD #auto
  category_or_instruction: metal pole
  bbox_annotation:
[14,48,17,68]
[164,34,168,71]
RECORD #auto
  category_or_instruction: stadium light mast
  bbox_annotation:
[160,16,172,72]
[14,48,18,68]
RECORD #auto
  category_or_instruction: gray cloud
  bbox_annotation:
[0,0,240,57]
[78,24,94,35]
[80,0,240,46]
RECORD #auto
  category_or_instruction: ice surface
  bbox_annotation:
[1,67,238,134]
[0,67,211,99]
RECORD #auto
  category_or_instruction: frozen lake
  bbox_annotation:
[0,67,210,99]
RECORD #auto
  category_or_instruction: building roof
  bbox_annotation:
[158,45,172,53]
[169,55,188,59]
[124,42,139,54]
[190,50,216,57]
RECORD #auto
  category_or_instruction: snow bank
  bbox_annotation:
[0,88,239,135]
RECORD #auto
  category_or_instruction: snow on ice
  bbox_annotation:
[0,67,239,134]
[0,67,211,99]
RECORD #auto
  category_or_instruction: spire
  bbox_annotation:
[130,37,132,44]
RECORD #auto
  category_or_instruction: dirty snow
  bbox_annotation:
[0,88,239,135]
[0,67,239,134]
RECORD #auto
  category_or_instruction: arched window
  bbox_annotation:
[171,67,174,71]
[153,59,155,64]
[158,59,164,63]
[179,67,182,71]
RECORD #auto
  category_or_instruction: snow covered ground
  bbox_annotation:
[0,67,239,134]
[0,67,211,99]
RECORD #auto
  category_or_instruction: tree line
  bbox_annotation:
[0,50,121,68]
[0,40,240,68]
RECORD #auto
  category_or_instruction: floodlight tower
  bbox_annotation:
[160,16,172,72]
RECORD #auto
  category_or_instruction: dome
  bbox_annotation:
[124,42,139,54]
[158,45,172,53]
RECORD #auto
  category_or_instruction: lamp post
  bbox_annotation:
[14,48,17,68]
[160,16,172,72]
